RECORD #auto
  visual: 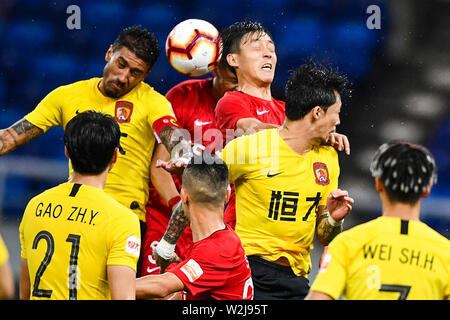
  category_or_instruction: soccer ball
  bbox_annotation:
[166,19,221,77]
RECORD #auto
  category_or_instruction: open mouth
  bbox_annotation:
[261,63,272,71]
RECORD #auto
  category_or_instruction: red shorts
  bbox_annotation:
[140,205,193,276]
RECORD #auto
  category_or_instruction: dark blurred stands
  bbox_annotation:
[0,0,448,240]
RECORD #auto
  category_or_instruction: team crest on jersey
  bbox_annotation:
[115,101,133,123]
[313,162,330,186]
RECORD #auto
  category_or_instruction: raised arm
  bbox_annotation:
[150,143,180,207]
[0,119,43,156]
[315,189,353,246]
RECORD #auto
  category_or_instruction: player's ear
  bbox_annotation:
[180,188,190,206]
[105,45,114,62]
[225,184,231,204]
[421,183,433,198]
[312,106,322,120]
[109,147,119,169]
[375,177,384,193]
[226,53,238,68]
[64,146,70,159]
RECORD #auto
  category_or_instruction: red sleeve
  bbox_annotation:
[215,92,254,132]
[168,246,226,297]
[152,115,179,137]
[166,85,187,129]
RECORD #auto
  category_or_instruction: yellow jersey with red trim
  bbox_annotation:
[221,128,339,276]
[24,77,175,221]
[19,182,141,300]
[0,234,9,267]
[310,216,450,300]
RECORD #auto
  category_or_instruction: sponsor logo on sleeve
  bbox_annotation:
[125,235,141,257]
[180,259,203,282]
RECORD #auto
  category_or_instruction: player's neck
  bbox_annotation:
[188,203,226,242]
[279,119,319,155]
[381,198,421,221]
[69,171,108,190]
[238,82,272,100]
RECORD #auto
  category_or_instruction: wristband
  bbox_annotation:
[168,196,181,209]
[328,215,343,227]
[155,238,176,260]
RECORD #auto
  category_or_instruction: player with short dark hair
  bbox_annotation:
[307,141,449,300]
[156,61,354,299]
[137,155,253,300]
[19,111,141,300]
[140,61,239,277]
[0,26,191,275]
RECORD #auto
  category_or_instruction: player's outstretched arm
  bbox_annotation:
[136,272,184,299]
[315,189,353,246]
[0,119,43,156]
[150,143,180,205]
[108,265,136,300]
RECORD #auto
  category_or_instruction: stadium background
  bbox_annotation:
[0,0,449,299]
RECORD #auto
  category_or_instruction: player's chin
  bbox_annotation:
[105,86,124,99]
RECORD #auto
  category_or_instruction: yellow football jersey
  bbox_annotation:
[0,234,9,267]
[310,216,450,300]
[222,128,339,276]
[24,77,175,221]
[19,182,141,300]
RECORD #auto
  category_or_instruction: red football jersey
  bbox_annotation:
[147,78,219,219]
[215,90,286,143]
[143,79,222,276]
[168,226,254,300]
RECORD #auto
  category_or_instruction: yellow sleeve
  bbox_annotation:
[107,209,141,272]
[146,90,176,127]
[0,234,9,266]
[309,232,348,299]
[220,135,253,183]
[23,85,66,132]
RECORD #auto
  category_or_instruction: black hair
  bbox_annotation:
[64,111,121,175]
[284,61,350,120]
[370,141,438,204]
[219,21,273,76]
[112,25,161,70]
[182,154,229,206]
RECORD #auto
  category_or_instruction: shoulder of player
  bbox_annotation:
[413,220,450,249]
[47,78,98,96]
[332,219,381,246]
[216,91,246,108]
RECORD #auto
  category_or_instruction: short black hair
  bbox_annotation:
[64,111,121,175]
[113,25,161,70]
[370,141,438,204]
[219,21,273,76]
[284,61,350,120]
[182,155,229,206]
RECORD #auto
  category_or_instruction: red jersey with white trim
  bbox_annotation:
[215,90,286,141]
[167,226,253,300]
[143,78,220,276]
[147,78,219,218]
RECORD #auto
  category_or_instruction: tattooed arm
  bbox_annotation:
[315,207,343,246]
[153,201,190,273]
[315,189,354,246]
[0,119,43,156]
[156,126,193,176]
